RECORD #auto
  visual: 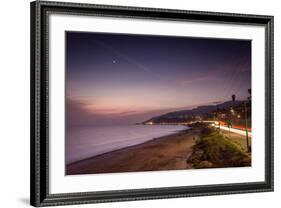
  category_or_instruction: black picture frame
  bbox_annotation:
[30,0,274,207]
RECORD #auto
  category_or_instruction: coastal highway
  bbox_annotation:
[211,123,252,137]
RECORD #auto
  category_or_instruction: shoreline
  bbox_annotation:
[67,125,190,165]
[66,127,200,175]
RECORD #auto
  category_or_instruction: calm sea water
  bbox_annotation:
[66,125,188,164]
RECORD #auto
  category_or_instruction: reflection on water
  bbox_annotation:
[66,125,188,164]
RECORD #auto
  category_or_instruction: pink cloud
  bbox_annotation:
[176,76,217,86]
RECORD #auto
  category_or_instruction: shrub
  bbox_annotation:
[188,130,251,168]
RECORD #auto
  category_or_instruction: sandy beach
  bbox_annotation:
[66,127,201,175]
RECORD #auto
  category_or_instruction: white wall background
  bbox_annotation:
[0,0,279,207]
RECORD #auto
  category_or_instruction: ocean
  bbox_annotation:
[66,124,188,164]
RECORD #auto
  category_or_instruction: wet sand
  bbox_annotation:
[66,127,201,175]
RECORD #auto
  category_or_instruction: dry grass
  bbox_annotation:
[188,127,251,169]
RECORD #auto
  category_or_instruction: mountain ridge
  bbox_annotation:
[143,100,243,124]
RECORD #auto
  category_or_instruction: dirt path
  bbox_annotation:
[220,129,251,152]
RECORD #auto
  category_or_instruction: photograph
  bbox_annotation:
[65,31,252,175]
[30,1,273,206]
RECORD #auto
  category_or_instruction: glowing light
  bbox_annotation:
[213,124,252,137]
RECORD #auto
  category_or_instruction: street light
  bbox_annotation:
[213,101,221,131]
[244,101,250,152]
[228,94,236,136]
[244,88,251,152]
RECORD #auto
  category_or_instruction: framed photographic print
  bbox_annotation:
[30,0,274,207]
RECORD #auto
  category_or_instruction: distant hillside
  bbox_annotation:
[143,100,243,124]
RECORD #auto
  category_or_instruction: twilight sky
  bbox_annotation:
[66,31,251,126]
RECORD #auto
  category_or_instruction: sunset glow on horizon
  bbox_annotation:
[66,32,251,126]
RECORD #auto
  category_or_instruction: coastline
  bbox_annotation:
[66,127,201,175]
